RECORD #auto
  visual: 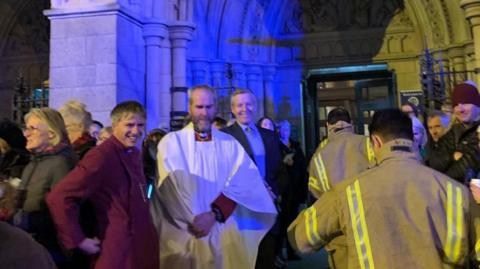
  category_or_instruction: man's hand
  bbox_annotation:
[453,151,463,161]
[78,237,101,255]
[470,182,480,204]
[189,211,216,238]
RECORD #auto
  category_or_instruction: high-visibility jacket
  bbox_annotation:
[308,128,375,199]
[290,139,480,269]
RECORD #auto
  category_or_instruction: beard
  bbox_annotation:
[192,115,213,133]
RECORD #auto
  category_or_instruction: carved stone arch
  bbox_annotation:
[214,0,247,60]
[405,0,450,49]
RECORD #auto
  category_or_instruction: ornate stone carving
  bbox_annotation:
[388,9,414,29]
[421,0,446,47]
[283,0,404,34]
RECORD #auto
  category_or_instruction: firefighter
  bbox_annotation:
[289,109,479,269]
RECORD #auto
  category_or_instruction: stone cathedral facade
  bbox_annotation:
[2,0,480,147]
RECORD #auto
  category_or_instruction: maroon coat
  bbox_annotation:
[46,136,159,269]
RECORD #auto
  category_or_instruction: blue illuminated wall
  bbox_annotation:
[186,0,305,130]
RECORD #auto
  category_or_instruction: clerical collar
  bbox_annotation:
[195,131,212,142]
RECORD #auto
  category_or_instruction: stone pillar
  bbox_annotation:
[247,65,264,117]
[263,66,276,118]
[191,60,209,85]
[461,0,480,85]
[448,46,467,85]
[143,21,168,130]
[210,61,225,88]
[232,63,246,88]
[45,3,145,125]
[169,22,194,130]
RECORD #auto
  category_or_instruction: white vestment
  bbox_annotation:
[151,123,277,269]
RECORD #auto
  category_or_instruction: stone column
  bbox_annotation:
[169,22,194,130]
[232,63,246,88]
[263,66,276,118]
[461,0,480,85]
[191,60,209,85]
[247,65,264,117]
[45,3,145,125]
[448,46,467,85]
[143,21,168,130]
[210,61,225,88]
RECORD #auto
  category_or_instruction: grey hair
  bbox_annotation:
[188,85,216,106]
[230,88,256,106]
[59,100,93,132]
[110,101,146,124]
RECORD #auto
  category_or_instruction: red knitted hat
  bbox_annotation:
[451,83,480,107]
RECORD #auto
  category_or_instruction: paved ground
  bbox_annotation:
[286,249,329,269]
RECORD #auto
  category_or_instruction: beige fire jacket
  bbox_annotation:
[290,139,480,269]
[308,125,375,199]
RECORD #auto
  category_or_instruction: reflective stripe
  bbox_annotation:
[303,206,321,246]
[445,182,464,263]
[320,139,328,149]
[313,153,330,192]
[308,176,322,193]
[475,239,480,261]
[365,139,375,164]
[346,180,375,269]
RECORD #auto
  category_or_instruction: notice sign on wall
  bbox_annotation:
[400,90,424,111]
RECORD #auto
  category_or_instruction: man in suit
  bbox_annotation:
[221,88,282,269]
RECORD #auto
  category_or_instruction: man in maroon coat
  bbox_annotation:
[47,101,159,269]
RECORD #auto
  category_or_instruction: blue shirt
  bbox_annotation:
[238,123,266,181]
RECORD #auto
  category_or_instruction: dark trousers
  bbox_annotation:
[255,233,277,269]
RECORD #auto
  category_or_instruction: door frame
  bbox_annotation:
[303,66,396,158]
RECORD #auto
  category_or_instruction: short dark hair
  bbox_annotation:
[369,109,413,142]
[110,101,146,123]
[327,108,351,124]
[92,120,104,128]
[213,117,227,127]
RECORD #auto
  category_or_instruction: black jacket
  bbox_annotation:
[428,120,480,182]
[221,122,283,194]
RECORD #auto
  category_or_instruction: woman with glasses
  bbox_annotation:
[16,107,77,268]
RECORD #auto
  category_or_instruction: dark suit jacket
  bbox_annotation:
[221,122,282,194]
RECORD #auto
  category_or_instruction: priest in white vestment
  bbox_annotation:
[151,85,277,269]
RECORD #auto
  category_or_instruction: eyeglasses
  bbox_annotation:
[24,126,47,134]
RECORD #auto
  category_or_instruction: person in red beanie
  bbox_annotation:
[428,82,480,182]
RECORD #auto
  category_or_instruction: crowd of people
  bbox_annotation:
[0,82,480,269]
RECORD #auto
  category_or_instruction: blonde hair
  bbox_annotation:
[59,100,93,132]
[25,108,69,146]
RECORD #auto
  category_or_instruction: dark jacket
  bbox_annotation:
[72,133,96,160]
[15,144,77,255]
[279,140,308,205]
[428,121,480,183]
[19,144,77,213]
[0,148,30,179]
[0,222,56,269]
[221,122,282,195]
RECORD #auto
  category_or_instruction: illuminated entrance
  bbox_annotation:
[303,64,397,156]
